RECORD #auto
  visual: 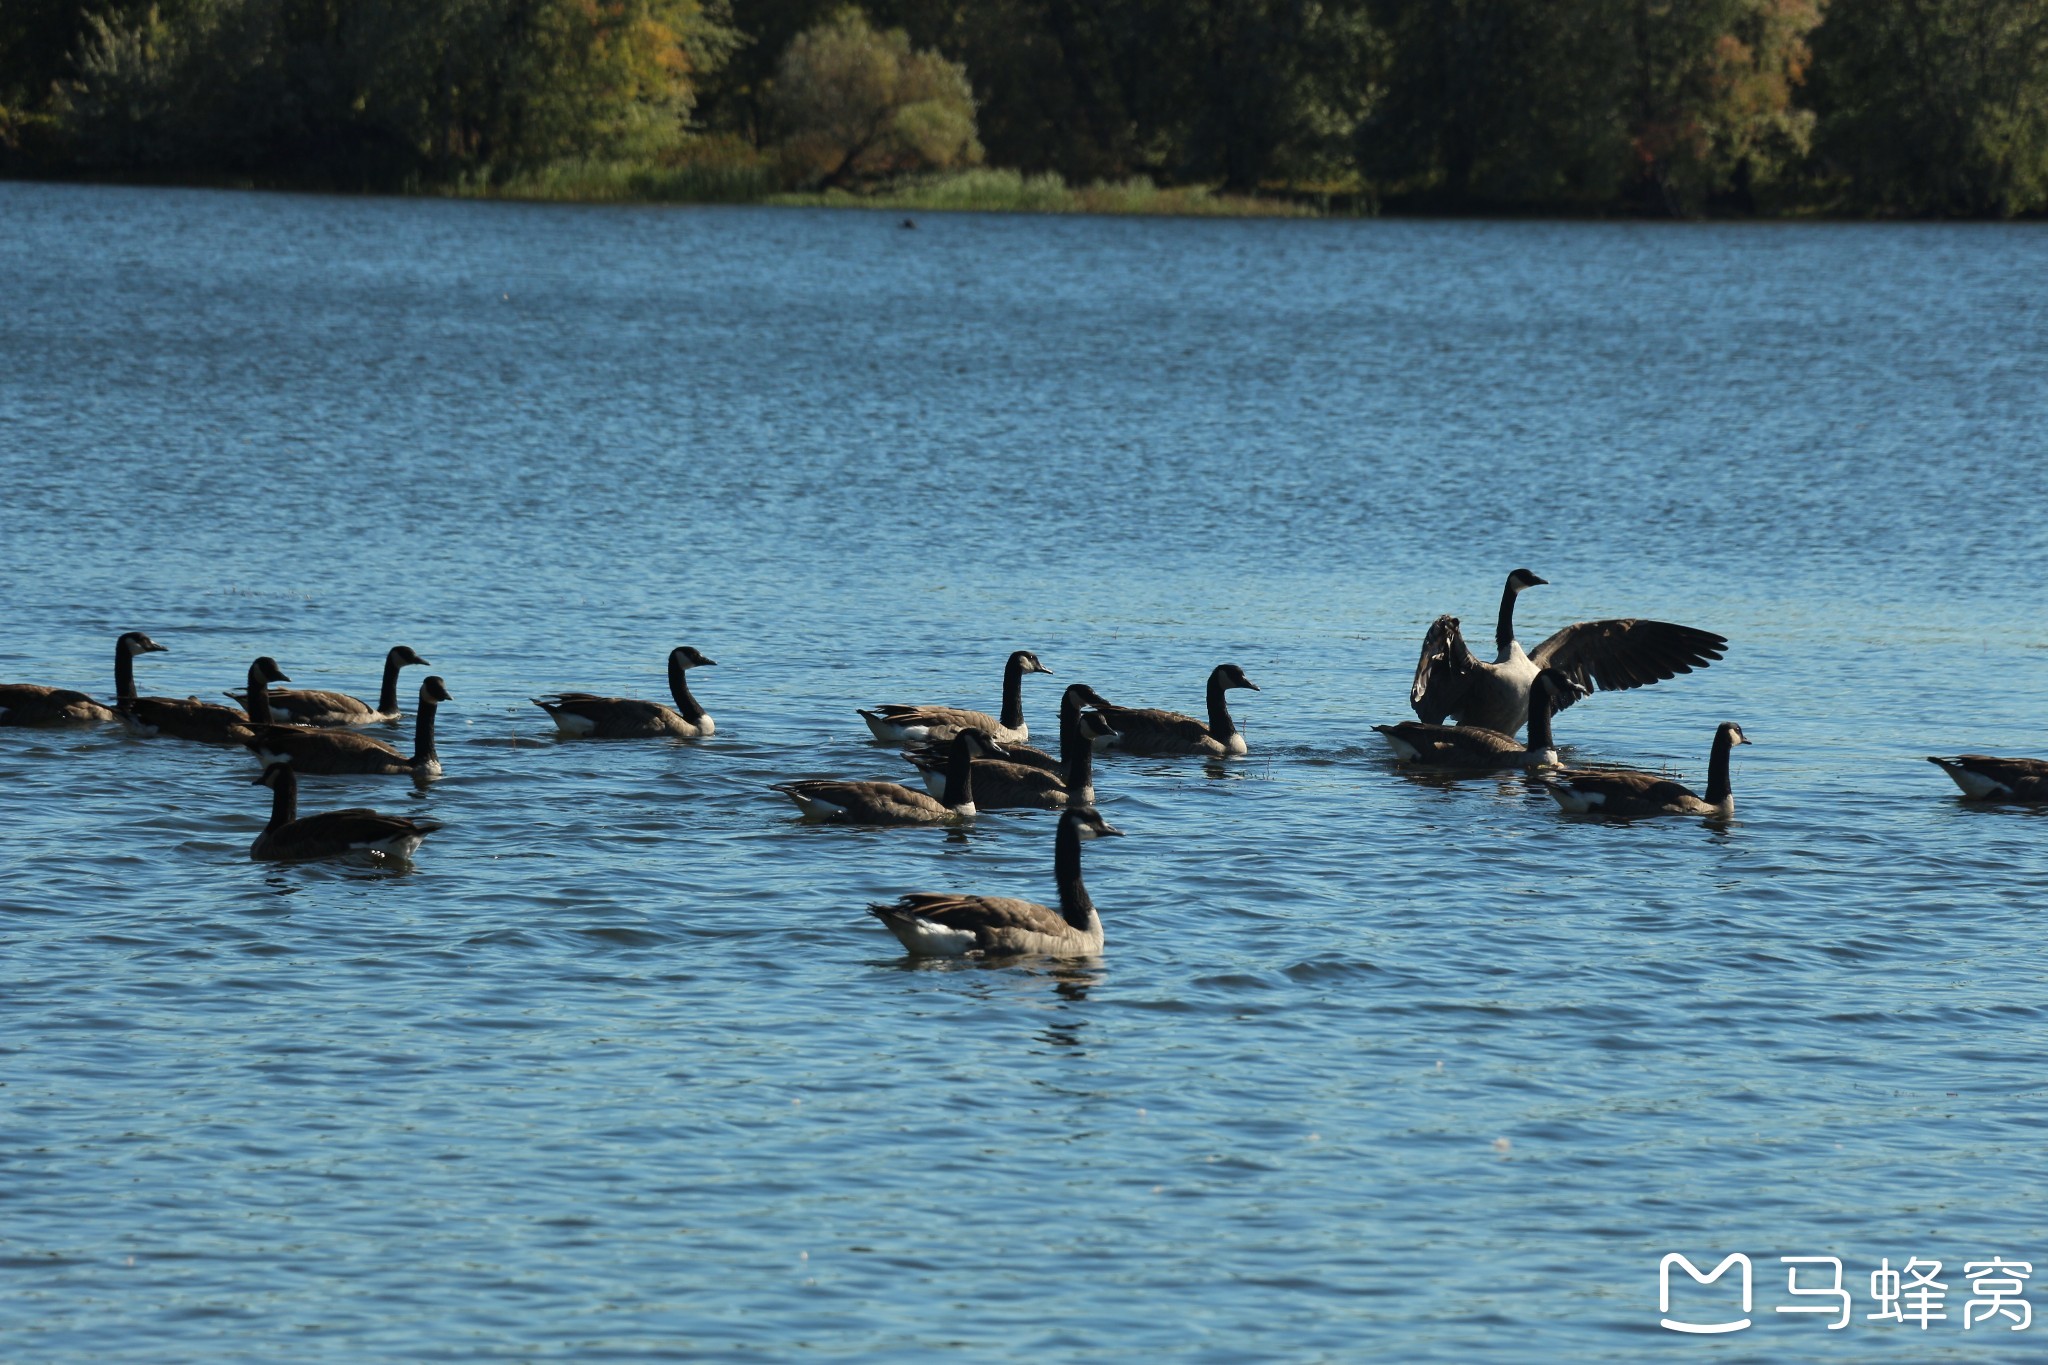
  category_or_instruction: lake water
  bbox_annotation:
[4,181,2047,1359]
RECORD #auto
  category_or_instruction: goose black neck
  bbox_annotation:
[377,652,404,714]
[266,770,297,830]
[1059,710,1095,793]
[1525,682,1556,752]
[939,735,977,808]
[1054,818,1094,929]
[114,643,138,704]
[1704,729,1736,805]
[1205,671,1236,741]
[999,657,1027,730]
[1496,578,1521,656]
[244,661,275,725]
[410,696,439,766]
[668,655,706,723]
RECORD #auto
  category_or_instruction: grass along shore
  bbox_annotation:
[465,164,1321,217]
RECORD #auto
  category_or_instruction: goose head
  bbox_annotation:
[120,632,169,657]
[253,762,294,788]
[954,726,1008,760]
[421,676,453,704]
[1506,567,1548,593]
[252,656,290,684]
[1212,663,1260,692]
[1079,710,1115,742]
[1064,806,1124,841]
[1062,682,1111,710]
[389,645,430,668]
[1718,722,1752,747]
[1009,650,1053,677]
[671,646,716,669]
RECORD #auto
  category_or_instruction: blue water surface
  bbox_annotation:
[3,182,2048,1359]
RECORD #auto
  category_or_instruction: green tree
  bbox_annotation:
[1808,0,2048,214]
[770,7,980,186]
[58,0,738,186]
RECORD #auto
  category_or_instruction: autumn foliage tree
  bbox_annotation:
[770,8,980,187]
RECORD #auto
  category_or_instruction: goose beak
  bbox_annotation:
[149,641,170,653]
[700,657,717,667]
[1036,663,1054,675]
[1099,820,1125,837]
[1242,679,1261,691]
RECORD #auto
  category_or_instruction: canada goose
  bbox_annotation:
[227,645,428,726]
[774,728,1006,824]
[906,683,1113,807]
[0,631,159,726]
[868,806,1124,957]
[1411,569,1727,737]
[249,763,443,862]
[1545,722,1752,819]
[1090,663,1259,757]
[119,650,287,745]
[532,646,715,738]
[1926,753,2048,801]
[1375,669,1579,768]
[859,649,1051,745]
[245,676,450,775]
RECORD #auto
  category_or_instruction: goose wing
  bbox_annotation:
[902,755,1063,809]
[1093,704,1211,750]
[1928,754,2048,798]
[1528,619,1727,712]
[0,684,116,725]
[774,779,951,822]
[875,893,1070,940]
[1409,615,1481,725]
[247,725,405,770]
[908,737,1057,772]
[232,687,375,724]
[533,694,672,724]
[271,810,440,858]
[866,704,1002,734]
[1550,767,1697,812]
[126,696,256,743]
[1374,721,1522,764]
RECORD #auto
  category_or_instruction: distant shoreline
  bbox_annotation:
[6,169,2043,222]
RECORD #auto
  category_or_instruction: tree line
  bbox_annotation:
[2,0,2044,215]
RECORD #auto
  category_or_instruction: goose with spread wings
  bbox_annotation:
[1411,568,1727,737]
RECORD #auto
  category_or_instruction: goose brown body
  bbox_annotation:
[0,684,117,727]
[859,650,1051,745]
[1092,663,1258,757]
[906,684,1112,807]
[229,644,428,726]
[1927,754,2048,801]
[121,649,286,745]
[775,728,1004,823]
[1376,669,1577,768]
[1545,722,1751,819]
[533,646,716,738]
[247,676,450,775]
[869,807,1123,956]
[249,763,442,861]
[3,630,163,726]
